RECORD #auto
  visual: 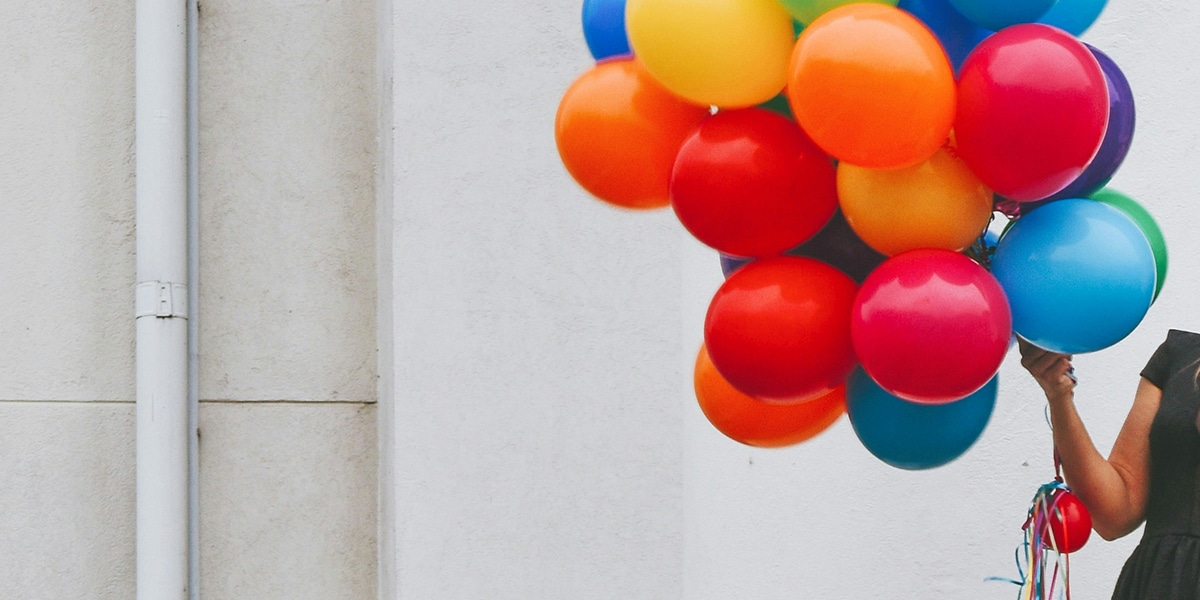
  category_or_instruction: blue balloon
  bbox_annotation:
[945,0,1054,31]
[898,0,992,71]
[1038,0,1107,35]
[983,227,999,248]
[992,199,1156,354]
[582,0,631,61]
[847,369,996,470]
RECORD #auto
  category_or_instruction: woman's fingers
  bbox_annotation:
[1014,338,1075,398]
[1021,348,1063,375]
[1020,350,1074,384]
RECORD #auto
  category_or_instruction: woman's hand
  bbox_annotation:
[1017,337,1076,402]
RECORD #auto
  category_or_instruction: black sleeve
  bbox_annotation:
[1140,332,1176,389]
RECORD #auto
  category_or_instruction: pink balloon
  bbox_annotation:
[851,249,1012,404]
[954,24,1108,202]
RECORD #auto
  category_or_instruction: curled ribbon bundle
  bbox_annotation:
[988,479,1093,600]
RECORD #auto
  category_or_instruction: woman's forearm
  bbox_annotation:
[1048,390,1143,540]
[1018,339,1154,540]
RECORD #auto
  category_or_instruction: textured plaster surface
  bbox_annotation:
[381,1,1200,600]
[386,0,686,598]
[198,0,378,402]
[0,1,135,401]
[199,402,377,599]
[0,403,135,599]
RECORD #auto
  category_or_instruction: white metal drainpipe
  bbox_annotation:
[187,0,201,597]
[135,0,192,598]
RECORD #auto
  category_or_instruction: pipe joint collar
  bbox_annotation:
[135,281,189,319]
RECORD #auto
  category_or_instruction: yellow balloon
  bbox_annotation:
[626,0,794,108]
[837,145,993,256]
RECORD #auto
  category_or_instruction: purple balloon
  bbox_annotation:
[719,210,885,281]
[1046,45,1135,200]
[719,253,752,277]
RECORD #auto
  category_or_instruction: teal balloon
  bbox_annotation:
[847,369,996,470]
[1038,0,1107,35]
[992,199,1155,354]
[1091,188,1168,302]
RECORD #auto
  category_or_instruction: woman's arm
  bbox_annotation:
[1019,339,1158,540]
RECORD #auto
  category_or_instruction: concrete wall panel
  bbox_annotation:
[199,402,377,599]
[0,1,381,597]
[0,1,135,401]
[198,0,377,403]
[0,403,135,599]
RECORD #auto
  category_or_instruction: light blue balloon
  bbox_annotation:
[847,369,997,470]
[991,199,1155,354]
[582,0,631,61]
[1038,0,1108,36]
[945,0,1055,31]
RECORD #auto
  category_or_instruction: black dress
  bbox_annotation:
[1111,329,1200,599]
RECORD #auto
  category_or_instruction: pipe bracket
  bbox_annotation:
[135,281,189,319]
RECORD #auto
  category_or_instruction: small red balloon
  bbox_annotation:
[1041,491,1093,554]
[851,249,1012,403]
[705,256,858,403]
[955,24,1108,202]
[671,108,837,258]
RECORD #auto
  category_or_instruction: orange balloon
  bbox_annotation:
[837,142,993,255]
[555,59,710,209]
[694,345,846,448]
[787,4,956,169]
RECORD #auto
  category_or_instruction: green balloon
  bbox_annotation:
[757,93,794,119]
[778,0,900,25]
[1091,188,1169,302]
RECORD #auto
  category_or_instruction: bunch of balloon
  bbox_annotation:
[960,6,1164,355]
[554,0,1165,462]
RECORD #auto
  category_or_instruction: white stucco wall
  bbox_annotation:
[200,1,380,596]
[386,1,1200,599]
[386,1,685,597]
[0,1,379,598]
[0,3,138,596]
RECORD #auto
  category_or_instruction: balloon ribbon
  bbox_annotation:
[986,479,1074,600]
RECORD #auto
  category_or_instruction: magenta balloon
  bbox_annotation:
[851,248,1012,404]
[955,24,1109,202]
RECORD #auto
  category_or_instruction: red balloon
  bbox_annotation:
[694,345,846,448]
[1040,491,1093,554]
[705,256,857,403]
[851,249,1011,403]
[671,108,838,257]
[955,24,1108,202]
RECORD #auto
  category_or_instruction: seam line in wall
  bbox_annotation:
[0,399,377,405]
